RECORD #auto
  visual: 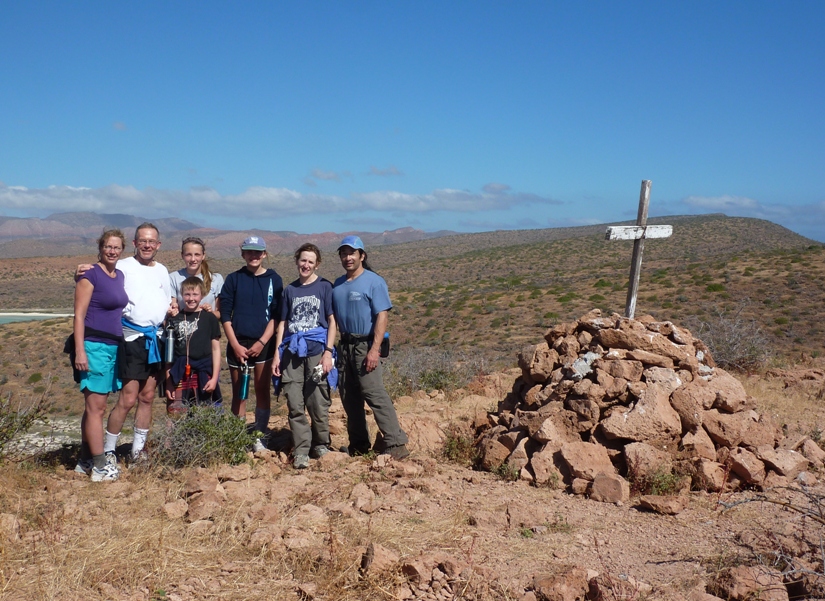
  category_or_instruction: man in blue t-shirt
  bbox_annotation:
[332,236,409,459]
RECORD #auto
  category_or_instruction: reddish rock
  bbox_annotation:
[681,428,717,461]
[361,542,400,574]
[638,494,687,515]
[729,447,766,485]
[593,358,644,382]
[571,478,590,495]
[184,468,220,496]
[600,383,682,443]
[709,369,752,413]
[590,472,630,503]
[626,349,674,368]
[754,446,809,479]
[596,327,689,363]
[518,342,559,383]
[560,441,615,480]
[530,447,564,488]
[532,567,589,601]
[712,565,789,601]
[507,437,530,471]
[671,380,716,431]
[624,442,673,483]
[703,409,747,448]
[799,438,825,468]
[694,459,728,492]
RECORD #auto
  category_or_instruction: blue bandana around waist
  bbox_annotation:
[122,317,162,365]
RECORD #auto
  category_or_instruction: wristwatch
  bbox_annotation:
[324,346,333,353]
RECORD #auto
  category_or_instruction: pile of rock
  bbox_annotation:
[474,309,821,502]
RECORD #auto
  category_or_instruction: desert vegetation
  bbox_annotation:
[0,215,824,599]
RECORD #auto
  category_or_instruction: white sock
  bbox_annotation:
[132,427,149,458]
[254,408,270,435]
[103,430,119,454]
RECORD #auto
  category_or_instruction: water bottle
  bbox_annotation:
[239,363,251,400]
[164,324,175,363]
[379,331,390,358]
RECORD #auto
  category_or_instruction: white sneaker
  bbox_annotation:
[91,463,120,482]
[74,458,93,475]
[105,452,117,467]
[252,438,267,453]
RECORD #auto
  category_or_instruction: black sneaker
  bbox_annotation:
[384,444,410,460]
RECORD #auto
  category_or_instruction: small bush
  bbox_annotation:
[442,425,478,466]
[492,462,520,481]
[685,301,772,371]
[383,346,487,397]
[27,373,43,384]
[0,391,52,459]
[150,407,258,468]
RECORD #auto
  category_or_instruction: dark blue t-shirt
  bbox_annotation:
[279,277,333,357]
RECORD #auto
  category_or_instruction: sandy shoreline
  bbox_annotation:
[0,312,72,317]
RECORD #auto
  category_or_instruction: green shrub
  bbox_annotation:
[442,426,478,466]
[383,346,488,397]
[27,373,43,384]
[150,407,258,468]
[706,283,726,292]
[492,462,520,481]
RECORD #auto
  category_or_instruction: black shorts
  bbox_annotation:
[226,336,276,369]
[119,337,163,381]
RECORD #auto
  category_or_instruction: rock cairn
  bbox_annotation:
[474,309,819,500]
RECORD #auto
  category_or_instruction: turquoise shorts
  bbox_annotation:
[79,340,122,394]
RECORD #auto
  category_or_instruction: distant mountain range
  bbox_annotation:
[0,212,458,258]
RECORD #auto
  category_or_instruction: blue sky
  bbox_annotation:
[1,2,823,240]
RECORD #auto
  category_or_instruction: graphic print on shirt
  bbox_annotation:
[173,315,200,343]
[348,291,362,302]
[289,295,321,334]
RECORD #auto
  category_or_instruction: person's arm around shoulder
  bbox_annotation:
[72,277,94,371]
[74,263,94,283]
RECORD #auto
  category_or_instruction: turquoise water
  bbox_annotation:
[0,314,71,325]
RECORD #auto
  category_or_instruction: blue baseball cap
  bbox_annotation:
[337,235,365,251]
[241,235,266,251]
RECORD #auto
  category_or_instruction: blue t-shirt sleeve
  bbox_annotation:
[322,280,334,319]
[370,276,392,315]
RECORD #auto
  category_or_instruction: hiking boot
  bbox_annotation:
[293,454,309,469]
[310,445,330,459]
[384,444,410,460]
[91,462,120,482]
[74,458,93,475]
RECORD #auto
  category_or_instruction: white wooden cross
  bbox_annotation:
[605,180,672,319]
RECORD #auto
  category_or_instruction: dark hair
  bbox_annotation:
[338,247,374,272]
[360,250,374,272]
[181,276,206,296]
[294,243,322,264]
[134,222,160,241]
[181,236,213,292]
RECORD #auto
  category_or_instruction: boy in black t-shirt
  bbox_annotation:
[165,277,222,411]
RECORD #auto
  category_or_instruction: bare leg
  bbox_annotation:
[106,379,140,434]
[82,390,108,456]
[133,375,158,430]
[229,366,244,416]
[254,361,272,414]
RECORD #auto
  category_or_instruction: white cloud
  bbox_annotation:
[0,182,557,220]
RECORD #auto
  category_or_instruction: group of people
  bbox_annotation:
[72,223,408,482]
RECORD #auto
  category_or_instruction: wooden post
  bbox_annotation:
[605,180,673,319]
[625,180,651,319]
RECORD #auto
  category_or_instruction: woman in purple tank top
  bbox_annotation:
[73,229,129,482]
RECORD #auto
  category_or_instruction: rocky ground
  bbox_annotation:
[1,363,824,601]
